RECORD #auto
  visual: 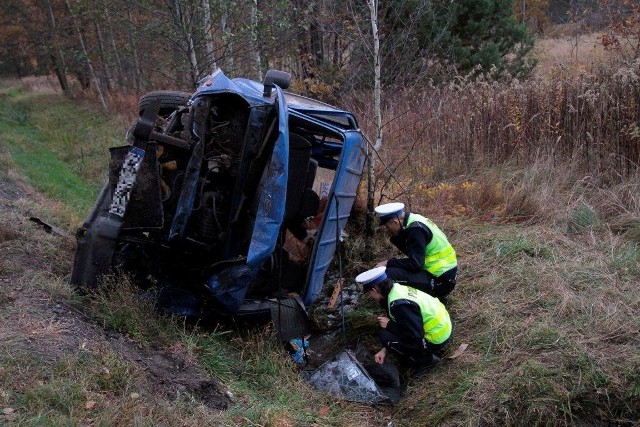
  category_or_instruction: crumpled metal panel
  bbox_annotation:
[195,69,266,106]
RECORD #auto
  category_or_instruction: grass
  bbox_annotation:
[0,87,125,217]
[90,275,184,348]
[0,349,193,426]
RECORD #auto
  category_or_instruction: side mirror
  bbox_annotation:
[263,69,292,97]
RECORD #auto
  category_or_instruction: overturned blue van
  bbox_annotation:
[70,69,365,324]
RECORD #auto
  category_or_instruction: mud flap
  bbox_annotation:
[269,296,311,342]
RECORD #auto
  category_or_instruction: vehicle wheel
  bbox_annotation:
[138,90,191,117]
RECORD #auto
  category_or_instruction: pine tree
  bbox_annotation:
[437,0,536,78]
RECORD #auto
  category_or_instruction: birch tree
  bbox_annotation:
[249,0,262,81]
[173,0,200,85]
[366,0,382,234]
[202,0,218,72]
[221,3,234,73]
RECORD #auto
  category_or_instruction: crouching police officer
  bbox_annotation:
[356,266,452,373]
[375,202,457,301]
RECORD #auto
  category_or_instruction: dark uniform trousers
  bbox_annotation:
[379,328,450,367]
[385,266,457,300]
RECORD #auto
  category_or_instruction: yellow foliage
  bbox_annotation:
[418,180,505,219]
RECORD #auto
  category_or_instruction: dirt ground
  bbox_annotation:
[0,174,231,414]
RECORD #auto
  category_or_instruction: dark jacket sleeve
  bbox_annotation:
[387,225,431,272]
[386,299,424,342]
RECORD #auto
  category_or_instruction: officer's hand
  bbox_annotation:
[375,260,387,268]
[374,348,387,364]
[377,315,389,328]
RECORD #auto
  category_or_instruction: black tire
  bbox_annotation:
[138,90,191,117]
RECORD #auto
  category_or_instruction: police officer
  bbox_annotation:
[356,266,452,372]
[375,202,457,301]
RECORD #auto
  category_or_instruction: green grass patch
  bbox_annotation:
[7,138,95,213]
[0,89,125,215]
[609,242,640,275]
[493,233,552,260]
[90,276,183,348]
[397,362,487,425]
[569,201,599,231]
[496,360,571,424]
[0,350,174,426]
[523,325,565,351]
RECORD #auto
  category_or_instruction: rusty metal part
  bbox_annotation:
[133,110,191,150]
[149,131,191,150]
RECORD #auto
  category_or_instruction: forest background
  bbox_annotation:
[1,0,640,425]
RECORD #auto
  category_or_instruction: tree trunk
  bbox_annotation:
[45,0,73,98]
[64,0,108,111]
[174,0,200,87]
[188,32,200,85]
[50,53,73,98]
[366,0,382,236]
[202,0,217,73]
[221,7,234,73]
[126,6,142,91]
[250,0,262,81]
[103,1,125,88]
[221,6,234,73]
[94,20,113,92]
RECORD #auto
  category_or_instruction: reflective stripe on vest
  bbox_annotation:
[387,284,452,344]
[406,213,457,277]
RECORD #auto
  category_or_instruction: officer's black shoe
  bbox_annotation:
[409,354,441,379]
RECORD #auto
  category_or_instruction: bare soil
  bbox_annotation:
[0,175,231,412]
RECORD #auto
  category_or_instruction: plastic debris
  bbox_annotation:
[307,350,388,404]
[287,338,310,365]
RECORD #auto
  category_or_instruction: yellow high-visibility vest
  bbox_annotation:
[388,283,451,344]
[406,213,457,277]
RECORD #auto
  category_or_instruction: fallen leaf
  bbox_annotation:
[2,408,15,415]
[85,400,96,410]
[233,415,245,425]
[327,279,344,309]
[446,343,469,359]
[318,406,330,416]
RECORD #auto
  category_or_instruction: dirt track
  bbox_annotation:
[0,174,231,418]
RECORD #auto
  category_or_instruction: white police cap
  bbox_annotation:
[374,202,405,224]
[355,266,388,291]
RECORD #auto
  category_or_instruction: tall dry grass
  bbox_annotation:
[346,58,640,206]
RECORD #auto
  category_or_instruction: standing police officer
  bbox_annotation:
[356,266,452,372]
[375,202,458,301]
